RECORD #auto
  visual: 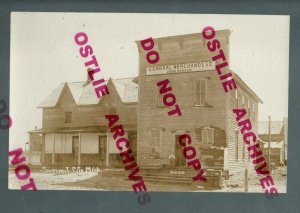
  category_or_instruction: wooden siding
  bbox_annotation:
[29,133,42,151]
[137,32,229,167]
[42,81,137,130]
[226,86,259,175]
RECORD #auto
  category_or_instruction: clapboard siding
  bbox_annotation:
[42,81,137,129]
[226,87,258,175]
[136,32,229,167]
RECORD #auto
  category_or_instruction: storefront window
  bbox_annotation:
[202,127,214,145]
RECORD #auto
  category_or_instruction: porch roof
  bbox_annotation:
[28,125,137,134]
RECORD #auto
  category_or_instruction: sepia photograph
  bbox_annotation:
[9,12,289,195]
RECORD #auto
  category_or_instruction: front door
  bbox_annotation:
[175,135,186,166]
[99,136,107,164]
[72,136,79,164]
[129,132,137,158]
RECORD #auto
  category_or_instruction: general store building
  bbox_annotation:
[29,30,263,183]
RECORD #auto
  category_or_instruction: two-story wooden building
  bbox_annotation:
[135,30,262,182]
[29,77,138,167]
[29,30,262,186]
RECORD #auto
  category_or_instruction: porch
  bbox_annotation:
[29,126,137,167]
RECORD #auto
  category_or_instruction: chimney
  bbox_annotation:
[83,68,92,86]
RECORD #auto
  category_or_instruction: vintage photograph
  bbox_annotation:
[9,12,289,193]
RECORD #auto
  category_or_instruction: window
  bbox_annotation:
[247,100,251,120]
[235,131,239,161]
[253,105,256,122]
[235,90,239,108]
[65,112,72,123]
[242,137,245,161]
[202,127,214,145]
[149,129,161,158]
[195,80,207,105]
[242,95,245,105]
[248,107,251,120]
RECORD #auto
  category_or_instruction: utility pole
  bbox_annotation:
[283,117,287,165]
[244,167,248,192]
[268,116,271,171]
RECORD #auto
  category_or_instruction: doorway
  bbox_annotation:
[129,132,137,158]
[175,135,186,166]
[99,135,107,162]
[72,136,79,164]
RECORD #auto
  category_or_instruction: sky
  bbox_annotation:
[10,12,289,149]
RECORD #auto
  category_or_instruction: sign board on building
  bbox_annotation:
[145,61,215,75]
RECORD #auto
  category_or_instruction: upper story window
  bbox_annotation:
[242,95,245,105]
[248,106,251,120]
[235,90,239,108]
[65,112,72,123]
[247,99,251,119]
[109,107,117,114]
[149,128,162,158]
[235,130,239,161]
[195,79,207,106]
[242,137,246,161]
[202,127,214,145]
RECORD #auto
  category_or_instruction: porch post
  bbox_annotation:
[78,132,81,166]
[41,134,45,164]
[106,132,109,167]
[52,133,55,164]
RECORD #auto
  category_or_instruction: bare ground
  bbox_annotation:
[9,166,287,193]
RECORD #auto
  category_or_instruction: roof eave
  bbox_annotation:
[233,72,263,104]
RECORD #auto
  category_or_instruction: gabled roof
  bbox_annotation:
[111,78,138,103]
[38,84,65,108]
[77,82,100,105]
[258,121,284,135]
[38,77,138,108]
[68,82,84,103]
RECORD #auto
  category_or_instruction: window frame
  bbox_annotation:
[148,128,162,158]
[194,79,208,106]
[65,111,72,123]
[201,127,214,145]
[235,130,239,161]
[235,89,239,108]
[242,94,245,105]
[242,136,245,161]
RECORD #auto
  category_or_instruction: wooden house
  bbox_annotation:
[29,78,138,167]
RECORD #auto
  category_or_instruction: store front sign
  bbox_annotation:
[146,61,215,75]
